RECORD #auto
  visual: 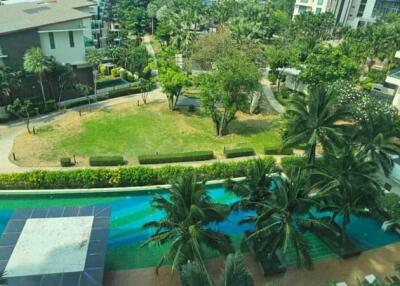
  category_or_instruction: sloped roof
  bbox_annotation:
[0,0,95,35]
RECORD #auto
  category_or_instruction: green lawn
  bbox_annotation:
[29,102,282,165]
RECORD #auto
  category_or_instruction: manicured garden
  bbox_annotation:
[12,102,282,167]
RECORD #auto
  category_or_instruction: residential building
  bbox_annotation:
[293,0,400,27]
[0,0,98,68]
[386,51,400,110]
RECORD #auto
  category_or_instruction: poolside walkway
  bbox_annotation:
[103,242,400,286]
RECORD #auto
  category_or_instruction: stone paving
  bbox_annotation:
[103,242,400,286]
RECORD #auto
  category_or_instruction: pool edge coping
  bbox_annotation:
[0,177,246,196]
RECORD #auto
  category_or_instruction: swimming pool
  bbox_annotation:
[0,185,398,271]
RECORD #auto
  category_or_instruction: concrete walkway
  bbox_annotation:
[143,35,155,58]
[104,242,400,286]
[261,70,285,114]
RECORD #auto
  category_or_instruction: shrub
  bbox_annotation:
[376,193,400,221]
[0,157,276,190]
[110,68,119,77]
[138,151,214,164]
[224,148,255,159]
[60,157,73,167]
[89,156,125,167]
[264,146,293,155]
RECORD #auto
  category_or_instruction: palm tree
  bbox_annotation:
[284,86,349,166]
[217,252,253,286]
[85,49,103,101]
[245,168,330,269]
[180,252,254,286]
[226,158,278,210]
[312,147,381,242]
[355,119,400,176]
[23,47,50,107]
[142,174,233,279]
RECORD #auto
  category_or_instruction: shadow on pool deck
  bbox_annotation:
[103,242,400,286]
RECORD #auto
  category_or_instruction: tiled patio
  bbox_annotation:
[103,242,400,286]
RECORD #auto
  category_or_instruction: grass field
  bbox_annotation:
[13,101,282,166]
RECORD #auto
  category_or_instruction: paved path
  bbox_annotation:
[104,242,400,286]
[143,35,155,58]
[261,70,285,114]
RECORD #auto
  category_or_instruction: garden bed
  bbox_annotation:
[311,217,362,259]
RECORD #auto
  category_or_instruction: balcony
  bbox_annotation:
[386,68,400,87]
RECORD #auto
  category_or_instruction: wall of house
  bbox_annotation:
[38,19,89,65]
[0,29,41,69]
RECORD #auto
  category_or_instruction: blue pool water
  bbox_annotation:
[0,184,398,270]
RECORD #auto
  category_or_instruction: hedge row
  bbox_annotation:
[264,146,293,155]
[60,158,73,167]
[64,83,155,109]
[224,148,255,158]
[0,158,276,190]
[89,156,125,167]
[138,151,214,164]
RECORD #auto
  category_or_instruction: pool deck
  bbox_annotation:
[103,242,400,286]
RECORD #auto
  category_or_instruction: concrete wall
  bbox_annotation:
[39,19,89,65]
[0,29,41,68]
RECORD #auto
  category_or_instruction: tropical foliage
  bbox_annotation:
[142,174,233,274]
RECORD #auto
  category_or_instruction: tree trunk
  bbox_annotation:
[341,218,347,245]
[307,143,316,167]
[25,111,31,133]
[38,75,47,109]
[151,18,154,35]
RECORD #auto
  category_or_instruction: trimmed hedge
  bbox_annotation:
[89,156,125,167]
[60,158,73,167]
[0,158,276,190]
[264,146,293,155]
[138,151,214,164]
[224,148,255,159]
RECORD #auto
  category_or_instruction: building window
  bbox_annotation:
[68,31,75,48]
[357,0,368,17]
[317,0,324,5]
[300,0,308,3]
[49,32,55,49]
[299,5,308,13]
[316,7,322,14]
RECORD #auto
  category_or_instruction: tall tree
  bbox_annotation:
[199,53,261,136]
[85,49,103,100]
[142,174,233,278]
[284,86,349,166]
[313,147,381,242]
[159,67,186,110]
[7,98,33,133]
[246,169,330,269]
[23,47,50,107]
[226,158,278,210]
[180,252,254,286]
[0,66,21,105]
[299,45,360,87]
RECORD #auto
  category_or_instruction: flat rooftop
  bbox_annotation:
[0,0,95,35]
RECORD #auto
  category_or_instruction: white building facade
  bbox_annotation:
[293,0,400,27]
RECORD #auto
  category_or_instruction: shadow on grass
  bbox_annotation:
[229,119,278,136]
